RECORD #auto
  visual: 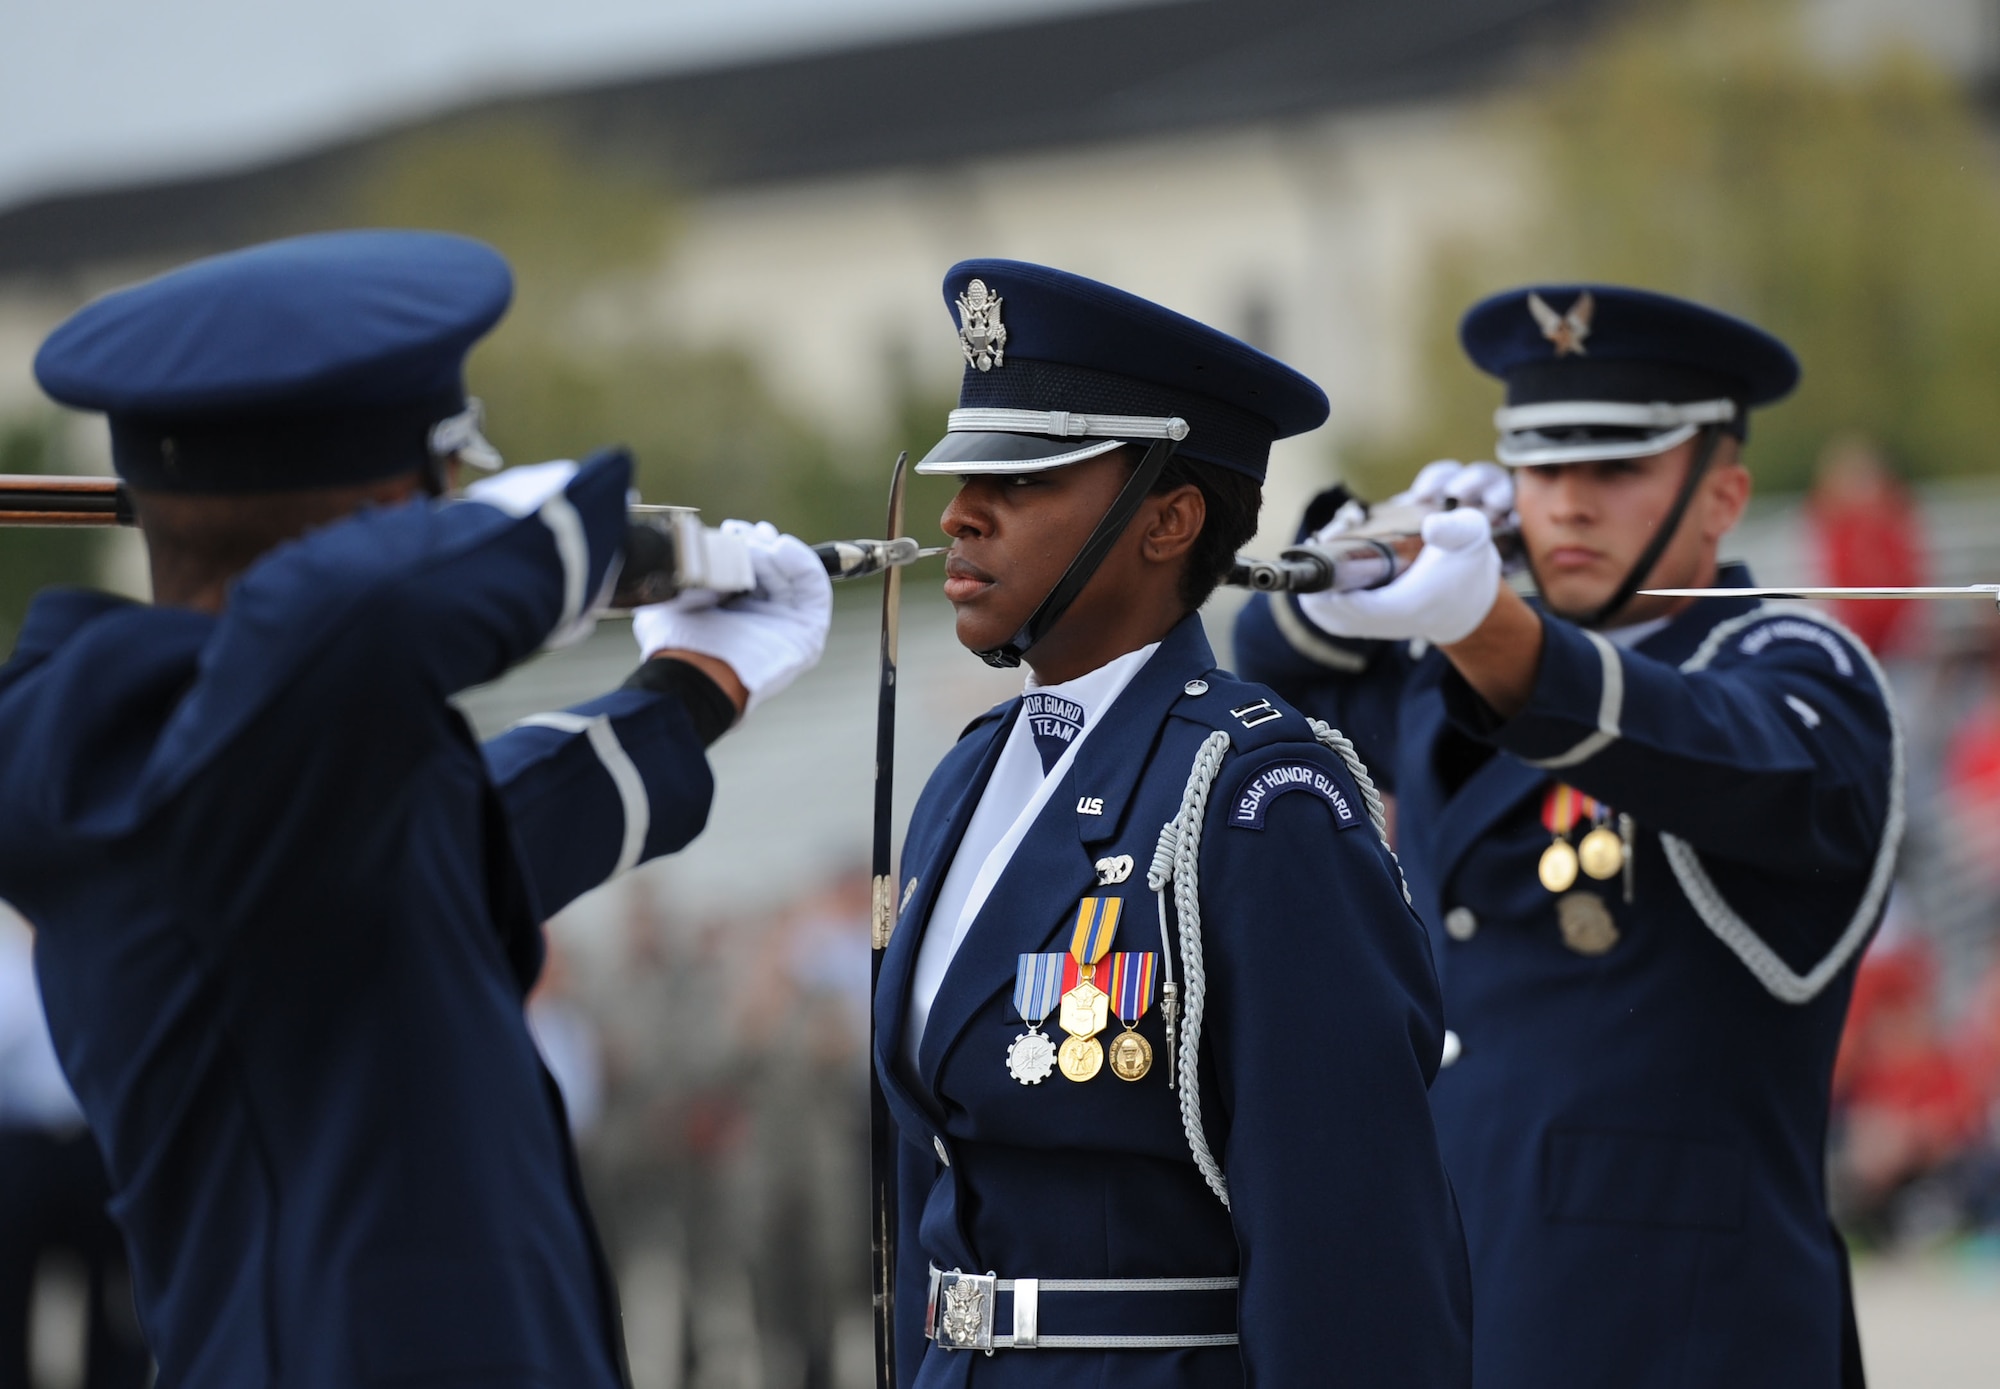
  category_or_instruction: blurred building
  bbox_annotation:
[5,0,1993,527]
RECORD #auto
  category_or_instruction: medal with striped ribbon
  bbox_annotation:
[1007,953,1065,1084]
[1106,952,1157,1082]
[1058,896,1121,1081]
[1538,783,1630,894]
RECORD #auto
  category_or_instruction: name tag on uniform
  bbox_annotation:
[1229,761,1360,832]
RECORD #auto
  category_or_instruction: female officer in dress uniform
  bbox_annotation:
[877,260,1471,1388]
[1236,286,1896,1388]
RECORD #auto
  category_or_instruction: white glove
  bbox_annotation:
[1392,459,1514,529]
[630,519,833,714]
[462,460,579,516]
[1298,508,1502,646]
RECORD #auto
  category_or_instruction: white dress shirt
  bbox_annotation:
[902,643,1159,1070]
[0,903,85,1133]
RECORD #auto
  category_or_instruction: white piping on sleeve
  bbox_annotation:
[1269,594,1368,673]
[515,712,651,880]
[1526,629,1625,769]
[1660,605,1904,1005]
[537,494,590,642]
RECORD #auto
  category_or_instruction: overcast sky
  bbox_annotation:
[0,0,1152,213]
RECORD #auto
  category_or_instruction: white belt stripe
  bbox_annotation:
[537,494,589,639]
[991,1334,1240,1349]
[515,712,650,879]
[1527,629,1624,769]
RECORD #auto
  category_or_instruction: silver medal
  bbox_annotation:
[1006,1028,1057,1084]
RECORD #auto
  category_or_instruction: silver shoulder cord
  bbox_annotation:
[1146,720,1407,1208]
[1660,605,1906,1004]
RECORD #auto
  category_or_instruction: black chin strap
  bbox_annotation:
[975,439,1179,669]
[1548,425,1723,631]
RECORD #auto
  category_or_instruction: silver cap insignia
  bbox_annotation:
[957,279,1007,372]
[1528,290,1594,357]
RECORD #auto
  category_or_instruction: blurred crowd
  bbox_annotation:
[530,871,877,1389]
[1808,439,2000,1253]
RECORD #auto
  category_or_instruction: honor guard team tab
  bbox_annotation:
[881,260,1472,1386]
[1239,283,1896,1388]
[2,231,831,1388]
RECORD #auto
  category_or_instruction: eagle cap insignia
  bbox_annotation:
[1528,290,1594,357]
[957,278,1007,372]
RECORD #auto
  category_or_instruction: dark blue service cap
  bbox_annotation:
[1459,284,1799,466]
[34,229,513,493]
[915,259,1329,483]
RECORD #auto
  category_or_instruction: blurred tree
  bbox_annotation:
[1343,0,2000,499]
[0,417,104,654]
[330,119,907,542]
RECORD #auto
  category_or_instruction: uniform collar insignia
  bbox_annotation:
[957,278,1007,372]
[1528,290,1594,356]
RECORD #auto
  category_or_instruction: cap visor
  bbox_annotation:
[913,431,1128,475]
[1497,423,1699,467]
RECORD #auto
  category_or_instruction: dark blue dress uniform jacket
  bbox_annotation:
[0,454,714,1389]
[876,614,1473,1388]
[1236,565,1899,1389]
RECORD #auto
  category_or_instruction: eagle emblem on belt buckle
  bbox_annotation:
[957,279,1007,372]
[934,1270,997,1351]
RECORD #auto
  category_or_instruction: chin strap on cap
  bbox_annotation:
[974,438,1179,668]
[1561,424,1722,631]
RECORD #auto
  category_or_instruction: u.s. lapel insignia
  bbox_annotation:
[901,877,920,912]
[1527,290,1594,356]
[957,278,1007,372]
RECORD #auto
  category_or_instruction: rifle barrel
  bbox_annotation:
[0,475,131,527]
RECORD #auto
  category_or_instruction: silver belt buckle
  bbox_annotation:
[929,1269,998,1352]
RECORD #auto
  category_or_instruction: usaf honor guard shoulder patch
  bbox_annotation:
[1229,757,1362,832]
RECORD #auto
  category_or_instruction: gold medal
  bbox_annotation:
[1108,1029,1152,1082]
[1555,891,1620,956]
[1058,979,1110,1039]
[1578,825,1624,881]
[1538,838,1579,893]
[1058,1033,1104,1082]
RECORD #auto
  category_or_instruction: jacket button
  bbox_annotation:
[1441,1030,1463,1068]
[1444,907,1478,941]
[933,1136,951,1167]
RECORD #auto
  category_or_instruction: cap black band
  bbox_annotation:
[110,390,464,493]
[959,358,1275,478]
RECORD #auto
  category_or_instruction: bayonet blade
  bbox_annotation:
[1642,585,2000,601]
